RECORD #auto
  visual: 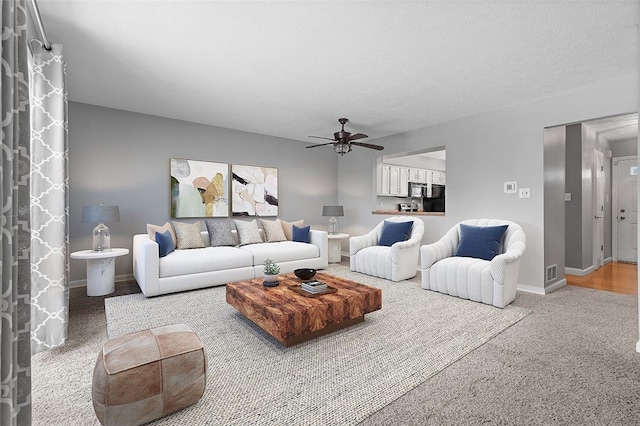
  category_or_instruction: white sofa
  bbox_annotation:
[420,219,526,308]
[350,217,425,282]
[133,230,328,297]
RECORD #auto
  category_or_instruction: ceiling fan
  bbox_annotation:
[306,118,384,155]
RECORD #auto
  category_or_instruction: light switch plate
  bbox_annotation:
[519,188,531,199]
[504,181,517,193]
[565,193,571,201]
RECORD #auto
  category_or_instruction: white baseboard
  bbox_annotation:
[565,266,594,277]
[69,273,135,289]
[544,278,567,294]
[517,283,546,295]
[517,279,566,295]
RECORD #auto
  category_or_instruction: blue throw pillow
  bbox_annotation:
[378,220,413,247]
[156,230,176,257]
[292,224,310,243]
[455,224,508,261]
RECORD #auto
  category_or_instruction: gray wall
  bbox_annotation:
[69,72,639,292]
[612,137,638,158]
[339,72,638,293]
[69,102,339,283]
[565,124,583,269]
[543,125,566,286]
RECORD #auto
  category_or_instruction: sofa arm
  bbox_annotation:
[349,230,378,256]
[390,235,420,263]
[420,238,456,270]
[309,229,329,268]
[133,234,160,297]
[490,248,524,285]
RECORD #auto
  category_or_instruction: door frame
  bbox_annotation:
[592,149,605,270]
[612,155,638,261]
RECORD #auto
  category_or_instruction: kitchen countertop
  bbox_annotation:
[371,210,445,216]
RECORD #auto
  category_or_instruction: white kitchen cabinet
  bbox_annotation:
[377,164,391,195]
[409,168,428,184]
[389,166,409,196]
[432,171,446,185]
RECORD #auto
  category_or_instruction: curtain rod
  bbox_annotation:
[30,0,51,51]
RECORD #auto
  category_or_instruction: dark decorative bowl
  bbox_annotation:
[294,268,316,281]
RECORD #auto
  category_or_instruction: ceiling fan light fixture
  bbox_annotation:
[334,143,351,155]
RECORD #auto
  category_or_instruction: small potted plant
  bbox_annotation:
[263,259,280,286]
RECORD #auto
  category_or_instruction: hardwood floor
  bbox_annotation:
[566,261,638,295]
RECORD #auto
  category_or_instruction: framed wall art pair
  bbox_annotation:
[170,158,278,218]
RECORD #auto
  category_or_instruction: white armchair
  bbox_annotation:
[350,217,425,282]
[420,219,526,308]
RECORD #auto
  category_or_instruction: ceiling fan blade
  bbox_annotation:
[351,141,384,151]
[305,142,335,148]
[348,133,368,141]
[308,135,336,141]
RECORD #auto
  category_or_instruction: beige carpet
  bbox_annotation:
[101,266,529,425]
[32,264,640,425]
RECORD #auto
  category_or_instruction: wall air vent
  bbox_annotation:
[546,264,558,283]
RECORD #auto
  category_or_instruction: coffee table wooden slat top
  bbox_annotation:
[226,272,382,346]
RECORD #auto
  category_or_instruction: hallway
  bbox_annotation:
[566,261,638,295]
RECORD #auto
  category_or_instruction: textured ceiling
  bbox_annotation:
[35,1,639,144]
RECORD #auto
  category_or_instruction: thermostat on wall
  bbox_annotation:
[504,181,517,193]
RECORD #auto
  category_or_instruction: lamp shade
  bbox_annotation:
[322,205,344,217]
[81,205,120,223]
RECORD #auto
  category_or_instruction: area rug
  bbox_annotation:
[105,266,531,425]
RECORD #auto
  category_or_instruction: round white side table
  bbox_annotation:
[70,248,129,296]
[327,233,349,263]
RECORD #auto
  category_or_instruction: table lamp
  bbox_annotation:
[82,205,120,252]
[322,205,344,234]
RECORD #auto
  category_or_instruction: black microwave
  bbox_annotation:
[425,184,445,198]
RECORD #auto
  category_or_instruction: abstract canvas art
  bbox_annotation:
[231,164,278,216]
[170,158,229,218]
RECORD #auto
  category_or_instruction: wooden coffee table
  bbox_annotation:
[226,272,382,346]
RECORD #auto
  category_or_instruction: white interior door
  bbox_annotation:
[614,156,638,263]
[593,150,605,270]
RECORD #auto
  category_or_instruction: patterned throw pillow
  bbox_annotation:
[147,222,176,246]
[234,219,263,246]
[172,221,205,249]
[205,219,236,247]
[279,219,304,241]
[260,219,286,242]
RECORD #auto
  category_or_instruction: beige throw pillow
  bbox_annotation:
[279,219,304,241]
[147,222,177,246]
[260,219,286,242]
[234,219,263,246]
[172,221,205,249]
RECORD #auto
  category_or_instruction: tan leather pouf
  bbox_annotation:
[92,323,207,425]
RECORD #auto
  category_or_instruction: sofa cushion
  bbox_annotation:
[234,219,263,246]
[280,219,304,241]
[429,256,493,305]
[205,219,236,247]
[292,224,310,243]
[455,224,508,261]
[378,220,413,247]
[156,230,175,258]
[260,219,286,242]
[159,247,253,278]
[172,221,205,249]
[239,241,319,266]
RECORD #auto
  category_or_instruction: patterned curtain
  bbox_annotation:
[29,41,68,353]
[0,0,32,424]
